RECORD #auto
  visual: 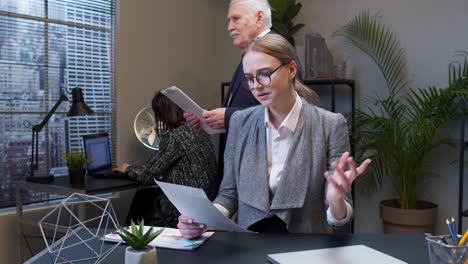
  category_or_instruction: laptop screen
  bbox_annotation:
[83,133,112,171]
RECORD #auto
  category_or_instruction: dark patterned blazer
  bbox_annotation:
[126,123,218,227]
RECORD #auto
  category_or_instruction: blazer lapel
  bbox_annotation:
[270,105,313,210]
[237,109,271,213]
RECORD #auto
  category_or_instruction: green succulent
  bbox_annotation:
[118,219,164,250]
[269,0,304,46]
[63,151,88,170]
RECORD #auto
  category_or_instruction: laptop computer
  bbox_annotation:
[82,133,127,179]
[267,245,407,264]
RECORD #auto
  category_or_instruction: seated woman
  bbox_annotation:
[115,91,218,227]
[177,34,371,237]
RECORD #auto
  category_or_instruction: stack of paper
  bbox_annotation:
[155,180,251,232]
[161,86,225,134]
[104,226,214,251]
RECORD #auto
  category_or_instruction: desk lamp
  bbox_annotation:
[26,87,94,183]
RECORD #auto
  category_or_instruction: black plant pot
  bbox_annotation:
[69,168,86,185]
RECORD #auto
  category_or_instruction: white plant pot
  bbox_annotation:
[125,246,157,264]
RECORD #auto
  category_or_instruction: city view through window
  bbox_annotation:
[0,0,115,208]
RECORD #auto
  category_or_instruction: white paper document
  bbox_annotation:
[103,226,213,251]
[267,245,407,264]
[155,180,251,233]
[161,86,225,134]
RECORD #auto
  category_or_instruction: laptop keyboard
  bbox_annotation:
[90,170,128,179]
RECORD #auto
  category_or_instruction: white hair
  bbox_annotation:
[230,0,272,29]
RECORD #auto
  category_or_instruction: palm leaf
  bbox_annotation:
[334,10,408,98]
[449,51,468,99]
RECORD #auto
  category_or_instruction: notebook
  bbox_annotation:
[267,245,407,264]
[103,226,214,250]
[82,133,126,178]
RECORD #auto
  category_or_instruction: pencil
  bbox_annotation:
[451,217,458,244]
[459,229,468,246]
[447,219,457,245]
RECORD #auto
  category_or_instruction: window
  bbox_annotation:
[0,0,116,208]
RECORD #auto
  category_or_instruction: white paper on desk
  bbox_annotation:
[161,86,225,134]
[104,226,213,251]
[155,180,251,233]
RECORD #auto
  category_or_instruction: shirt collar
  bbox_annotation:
[264,92,303,133]
[257,28,271,38]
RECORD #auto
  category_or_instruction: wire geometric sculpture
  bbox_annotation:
[38,193,121,264]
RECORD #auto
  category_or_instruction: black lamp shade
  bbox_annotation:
[26,87,94,183]
[67,88,94,116]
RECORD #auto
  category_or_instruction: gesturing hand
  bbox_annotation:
[324,152,371,203]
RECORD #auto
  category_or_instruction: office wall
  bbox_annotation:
[295,0,468,234]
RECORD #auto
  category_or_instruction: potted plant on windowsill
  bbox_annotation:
[118,219,164,264]
[64,151,89,185]
[334,10,468,233]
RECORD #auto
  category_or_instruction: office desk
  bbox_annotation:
[26,232,429,263]
[16,176,140,263]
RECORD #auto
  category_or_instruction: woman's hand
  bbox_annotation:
[324,152,371,203]
[113,163,130,173]
[183,112,201,128]
[177,215,206,239]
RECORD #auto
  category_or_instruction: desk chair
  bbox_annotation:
[125,187,165,227]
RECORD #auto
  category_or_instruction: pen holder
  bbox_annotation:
[426,234,468,264]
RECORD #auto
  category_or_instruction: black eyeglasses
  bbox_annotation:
[244,62,288,90]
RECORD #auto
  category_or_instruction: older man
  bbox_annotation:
[184,0,271,131]
[184,0,273,187]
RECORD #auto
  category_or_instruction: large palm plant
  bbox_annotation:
[334,10,468,209]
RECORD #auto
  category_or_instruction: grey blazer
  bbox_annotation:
[213,102,351,233]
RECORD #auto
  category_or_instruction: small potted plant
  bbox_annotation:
[118,219,164,264]
[64,151,89,185]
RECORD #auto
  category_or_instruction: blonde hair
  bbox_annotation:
[242,34,318,104]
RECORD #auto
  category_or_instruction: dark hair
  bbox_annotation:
[152,91,184,136]
[242,34,318,104]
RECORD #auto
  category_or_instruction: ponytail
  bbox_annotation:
[294,80,318,105]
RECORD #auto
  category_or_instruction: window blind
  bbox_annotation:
[0,0,116,208]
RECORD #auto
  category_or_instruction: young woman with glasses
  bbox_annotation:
[177,34,371,237]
